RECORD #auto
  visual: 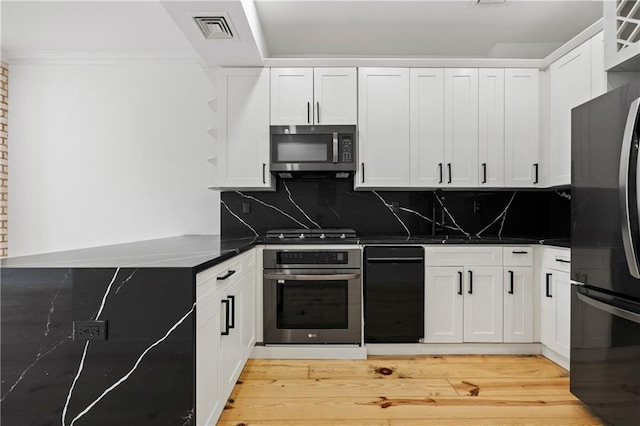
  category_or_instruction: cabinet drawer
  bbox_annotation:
[503,247,533,266]
[424,246,503,266]
[542,247,571,272]
[196,256,243,308]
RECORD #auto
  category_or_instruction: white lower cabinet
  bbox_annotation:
[503,267,533,342]
[424,247,504,343]
[196,295,222,426]
[540,268,571,359]
[463,267,504,343]
[196,249,256,426]
[425,267,464,343]
[425,246,535,345]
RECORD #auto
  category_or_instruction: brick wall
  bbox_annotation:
[1,62,7,257]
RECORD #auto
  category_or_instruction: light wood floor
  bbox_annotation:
[218,355,604,426]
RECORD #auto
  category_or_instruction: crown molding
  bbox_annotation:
[262,57,543,69]
[1,51,205,66]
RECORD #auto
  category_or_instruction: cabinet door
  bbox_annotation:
[504,68,539,187]
[463,266,503,342]
[553,271,572,359]
[550,42,591,186]
[503,267,533,343]
[196,297,222,426]
[356,68,410,188]
[425,267,464,343]
[218,68,273,189]
[270,68,313,125]
[241,265,256,360]
[410,68,445,187]
[540,270,555,347]
[444,69,479,187]
[313,68,357,125]
[478,68,504,187]
[219,281,245,399]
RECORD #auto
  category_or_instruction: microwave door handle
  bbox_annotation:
[619,97,640,278]
[333,132,339,163]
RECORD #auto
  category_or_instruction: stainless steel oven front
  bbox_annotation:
[263,248,362,345]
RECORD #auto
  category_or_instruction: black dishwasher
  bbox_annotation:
[364,246,424,343]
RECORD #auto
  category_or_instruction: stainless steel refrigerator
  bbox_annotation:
[571,79,640,425]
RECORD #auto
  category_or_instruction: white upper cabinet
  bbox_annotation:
[270,68,314,125]
[217,68,273,190]
[549,41,591,187]
[410,68,445,186]
[270,68,357,125]
[356,68,411,188]
[478,68,505,187]
[604,1,640,71]
[444,69,479,187]
[504,68,539,187]
[313,68,358,125]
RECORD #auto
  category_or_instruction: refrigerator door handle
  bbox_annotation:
[619,97,640,278]
[577,292,640,325]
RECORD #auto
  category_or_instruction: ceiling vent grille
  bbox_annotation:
[193,15,235,40]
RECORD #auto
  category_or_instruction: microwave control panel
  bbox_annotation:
[340,136,354,163]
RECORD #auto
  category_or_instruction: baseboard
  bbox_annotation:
[250,344,367,359]
[366,343,543,355]
[541,346,570,370]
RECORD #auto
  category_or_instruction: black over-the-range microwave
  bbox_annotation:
[270,125,356,174]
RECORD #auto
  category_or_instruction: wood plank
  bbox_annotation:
[389,418,603,425]
[369,354,551,365]
[239,362,309,380]
[448,377,571,396]
[219,396,593,422]
[308,362,567,380]
[218,421,390,426]
[231,379,459,399]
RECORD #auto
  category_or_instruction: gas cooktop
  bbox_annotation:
[265,228,357,242]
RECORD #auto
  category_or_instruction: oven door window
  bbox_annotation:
[276,280,348,329]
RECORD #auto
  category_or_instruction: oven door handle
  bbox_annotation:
[263,272,361,281]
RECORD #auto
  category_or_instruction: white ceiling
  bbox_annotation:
[0,0,604,64]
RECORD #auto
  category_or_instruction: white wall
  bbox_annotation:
[8,62,220,256]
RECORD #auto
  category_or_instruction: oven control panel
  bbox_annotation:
[277,251,348,265]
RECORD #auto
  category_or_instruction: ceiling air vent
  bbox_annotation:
[193,15,235,40]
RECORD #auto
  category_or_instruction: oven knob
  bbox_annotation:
[278,233,285,239]
[299,233,305,239]
[308,333,317,338]
[340,233,346,239]
[319,233,326,239]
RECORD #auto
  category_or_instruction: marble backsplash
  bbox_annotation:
[220,178,571,240]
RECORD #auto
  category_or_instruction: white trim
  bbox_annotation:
[263,57,542,69]
[1,51,205,66]
[541,346,570,370]
[540,19,604,69]
[366,343,542,355]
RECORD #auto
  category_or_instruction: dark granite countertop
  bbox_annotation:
[0,234,570,272]
[358,235,571,248]
[0,235,258,271]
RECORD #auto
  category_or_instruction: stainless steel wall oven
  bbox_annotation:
[263,248,362,344]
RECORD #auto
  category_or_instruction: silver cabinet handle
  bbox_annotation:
[620,97,640,278]
[264,273,360,281]
[307,102,310,123]
[578,292,640,324]
[317,101,320,123]
[333,132,339,163]
[262,163,266,184]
